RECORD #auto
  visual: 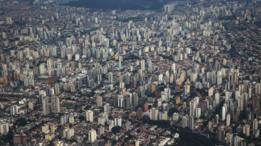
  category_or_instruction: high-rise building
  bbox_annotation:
[54,140,64,146]
[252,119,258,130]
[189,116,194,130]
[88,129,97,143]
[85,110,94,122]
[184,80,191,96]
[42,96,60,115]
[96,96,103,107]
[10,105,19,115]
[60,114,69,125]
[118,55,123,69]
[117,95,124,108]
[133,92,139,108]
[226,113,231,126]
[0,121,9,135]
[253,96,260,112]
[171,63,176,74]
[69,113,75,124]
[255,83,261,95]
[125,93,133,109]
[63,128,74,140]
[104,103,111,113]
[208,87,214,97]
[242,124,250,137]
[214,92,220,106]
[189,98,198,117]
[54,83,60,95]
[217,70,223,86]
[149,107,159,121]
[135,140,140,146]
[114,117,122,127]
[161,88,171,101]
[221,105,226,121]
[140,59,145,71]
[195,107,201,118]
[42,97,50,115]
[108,72,113,83]
[147,58,152,72]
[181,115,188,128]
[39,63,46,75]
[51,96,60,113]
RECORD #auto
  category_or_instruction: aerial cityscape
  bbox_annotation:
[0,0,260,146]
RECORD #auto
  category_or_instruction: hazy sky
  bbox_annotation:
[68,0,167,10]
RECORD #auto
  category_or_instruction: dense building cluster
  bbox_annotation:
[0,0,260,146]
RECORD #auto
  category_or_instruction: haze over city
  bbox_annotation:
[0,0,260,146]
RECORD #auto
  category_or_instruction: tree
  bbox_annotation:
[111,126,121,134]
[15,117,27,127]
